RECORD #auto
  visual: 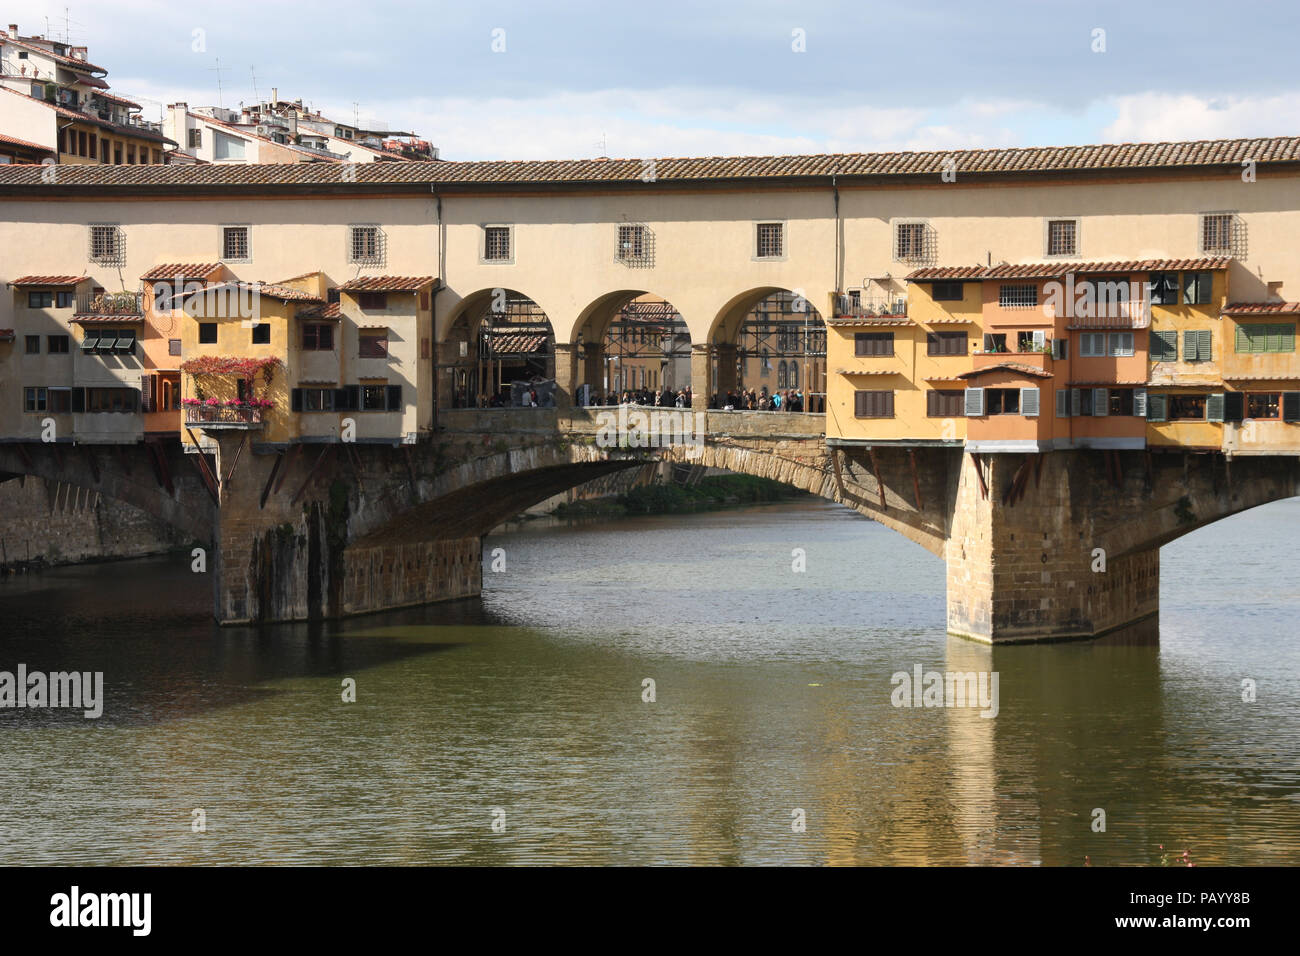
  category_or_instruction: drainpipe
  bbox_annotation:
[431,188,443,432]
[832,172,841,298]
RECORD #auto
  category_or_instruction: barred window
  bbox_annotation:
[349,225,383,265]
[222,225,249,261]
[89,224,123,264]
[1046,219,1077,257]
[895,222,927,261]
[484,226,512,261]
[756,222,783,258]
[999,284,1037,308]
[1201,213,1234,253]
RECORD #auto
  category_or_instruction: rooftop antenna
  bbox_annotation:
[595,131,607,157]
[208,57,229,109]
[250,65,260,108]
[353,101,360,128]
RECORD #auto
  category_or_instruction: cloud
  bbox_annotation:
[1102,92,1300,143]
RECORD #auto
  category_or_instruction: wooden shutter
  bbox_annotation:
[1223,391,1244,422]
[1151,330,1177,362]
[1070,388,1081,416]
[1056,389,1069,417]
[1196,329,1213,362]
[1206,392,1225,422]
[344,385,360,411]
[964,387,985,416]
[1020,387,1040,417]
[1147,393,1167,421]
[1133,388,1147,418]
[386,385,403,411]
[70,387,85,413]
[1283,392,1300,422]
[333,388,350,410]
[1282,324,1296,352]
[1183,330,1199,360]
[291,388,303,412]
[1093,387,1109,416]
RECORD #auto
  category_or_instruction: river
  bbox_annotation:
[1,496,1297,865]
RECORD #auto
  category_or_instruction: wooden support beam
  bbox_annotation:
[1144,450,1153,492]
[259,451,285,510]
[83,445,100,485]
[908,449,923,510]
[970,453,988,500]
[14,442,34,470]
[1033,452,1043,488]
[291,445,334,505]
[184,429,220,505]
[148,440,174,494]
[401,444,418,500]
[831,446,845,494]
[867,447,885,509]
[52,442,64,469]
[114,443,132,476]
[274,442,303,494]
[223,433,248,486]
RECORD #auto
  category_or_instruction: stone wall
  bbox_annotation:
[0,476,190,570]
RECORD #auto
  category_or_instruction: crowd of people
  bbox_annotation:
[576,385,822,412]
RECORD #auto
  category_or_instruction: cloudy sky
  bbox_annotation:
[20,0,1300,160]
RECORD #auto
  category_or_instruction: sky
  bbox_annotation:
[17,0,1300,160]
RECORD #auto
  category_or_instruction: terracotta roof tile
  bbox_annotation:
[0,135,1296,190]
[340,276,435,292]
[906,266,988,281]
[911,257,1232,283]
[1221,301,1300,315]
[11,274,87,286]
[826,316,911,326]
[141,263,221,281]
[70,315,143,323]
[297,302,341,319]
[490,333,548,354]
[959,362,1055,380]
[0,131,53,153]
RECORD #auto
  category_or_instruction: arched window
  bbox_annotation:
[777,361,788,388]
[789,362,799,388]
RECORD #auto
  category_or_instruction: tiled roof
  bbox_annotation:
[11,274,86,286]
[0,135,1297,190]
[825,316,911,326]
[1221,301,1300,315]
[0,131,53,153]
[340,276,435,292]
[0,35,109,74]
[1067,379,1149,386]
[177,280,323,303]
[958,362,1055,380]
[297,302,341,319]
[93,90,141,110]
[141,263,221,281]
[925,317,978,324]
[909,257,1232,282]
[835,368,903,376]
[0,87,172,144]
[71,315,143,323]
[490,333,548,354]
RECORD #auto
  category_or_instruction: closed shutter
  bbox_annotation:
[1021,387,1040,417]
[1207,392,1226,422]
[345,385,360,411]
[1223,391,1244,422]
[141,375,155,413]
[333,388,349,410]
[1133,388,1147,418]
[1198,329,1213,361]
[1183,330,1199,360]
[1147,393,1167,421]
[71,387,85,413]
[1235,324,1254,353]
[1151,330,1177,362]
[1051,338,1068,360]
[1281,324,1296,353]
[1056,389,1070,417]
[1093,387,1109,416]
[386,385,403,411]
[1284,392,1300,422]
[964,387,985,416]
[291,388,303,412]
[1070,388,1081,417]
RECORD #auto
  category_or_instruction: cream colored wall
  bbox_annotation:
[0,89,55,149]
[339,290,420,441]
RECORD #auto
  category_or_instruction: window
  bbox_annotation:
[27,291,53,308]
[359,331,388,358]
[1182,329,1213,362]
[1017,330,1046,353]
[1182,271,1213,305]
[1046,218,1078,257]
[1247,392,1281,419]
[1148,272,1179,306]
[47,388,71,413]
[1079,332,1106,357]
[358,292,388,311]
[931,281,963,301]
[88,224,123,264]
[222,225,250,261]
[483,225,512,261]
[1200,213,1234,254]
[927,331,967,356]
[169,338,182,356]
[1108,332,1134,357]
[894,221,928,262]
[349,225,383,265]
[1150,329,1178,362]
[361,384,388,410]
[983,333,1007,353]
[1169,394,1207,420]
[986,388,1021,415]
[999,284,1037,309]
[1235,323,1294,354]
[25,335,40,354]
[23,387,47,412]
[756,222,783,258]
[47,335,69,354]
[198,323,218,344]
[188,128,202,149]
[855,332,894,356]
[85,387,137,412]
[854,390,894,418]
[301,388,336,412]
[1108,388,1135,416]
[56,291,74,308]
[212,131,246,161]
[302,324,334,351]
[251,323,271,344]
[927,389,965,417]
[617,224,649,264]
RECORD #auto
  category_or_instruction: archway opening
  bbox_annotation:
[574,291,692,407]
[443,289,556,408]
[709,290,826,412]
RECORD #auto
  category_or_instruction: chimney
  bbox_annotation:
[271,87,277,105]
[8,24,17,36]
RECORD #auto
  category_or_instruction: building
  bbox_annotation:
[0,23,174,164]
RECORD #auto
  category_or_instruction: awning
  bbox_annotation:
[80,335,99,350]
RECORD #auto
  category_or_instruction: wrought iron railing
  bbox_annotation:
[185,406,264,425]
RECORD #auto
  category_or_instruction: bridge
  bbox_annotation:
[2,408,1296,643]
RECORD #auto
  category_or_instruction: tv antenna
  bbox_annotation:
[209,57,229,109]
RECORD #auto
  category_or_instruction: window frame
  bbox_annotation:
[88,222,124,265]
[892,219,931,264]
[1199,212,1235,255]
[221,223,251,262]
[1044,217,1080,258]
[481,224,514,263]
[348,224,385,266]
[753,221,786,261]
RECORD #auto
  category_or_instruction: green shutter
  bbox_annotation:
[1284,392,1300,422]
[1196,329,1212,362]
[1281,324,1296,353]
[1147,393,1167,422]
[1207,392,1225,422]
[1183,330,1198,360]
[1151,330,1177,362]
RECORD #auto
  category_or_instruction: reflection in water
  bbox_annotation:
[0,498,1297,865]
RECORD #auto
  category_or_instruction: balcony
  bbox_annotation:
[184,403,266,428]
[74,291,143,318]
[834,293,908,319]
